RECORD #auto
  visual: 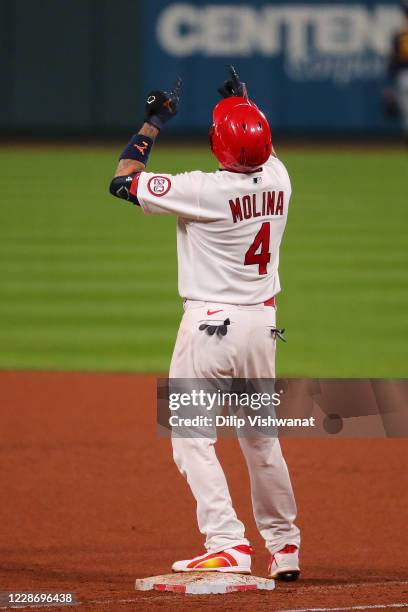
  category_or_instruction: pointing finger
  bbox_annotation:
[173,76,182,98]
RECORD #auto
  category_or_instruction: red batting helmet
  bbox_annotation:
[209,97,272,173]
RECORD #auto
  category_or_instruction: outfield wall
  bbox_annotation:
[0,0,404,136]
[0,0,142,133]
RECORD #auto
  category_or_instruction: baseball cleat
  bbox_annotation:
[172,544,252,573]
[268,544,300,581]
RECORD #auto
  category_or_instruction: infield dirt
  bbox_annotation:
[1,371,407,611]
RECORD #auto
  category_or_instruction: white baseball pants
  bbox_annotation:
[169,299,300,554]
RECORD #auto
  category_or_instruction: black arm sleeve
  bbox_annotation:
[109,173,140,205]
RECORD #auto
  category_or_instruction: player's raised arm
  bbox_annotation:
[217,65,277,158]
[217,64,248,98]
[109,78,182,204]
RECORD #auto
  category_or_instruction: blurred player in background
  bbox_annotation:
[383,0,408,142]
[109,67,300,580]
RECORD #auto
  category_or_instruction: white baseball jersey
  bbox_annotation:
[134,156,291,305]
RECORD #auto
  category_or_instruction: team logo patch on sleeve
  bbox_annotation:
[147,176,171,197]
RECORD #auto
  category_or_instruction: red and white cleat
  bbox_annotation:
[268,544,300,581]
[172,545,252,573]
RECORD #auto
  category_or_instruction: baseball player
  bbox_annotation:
[109,67,300,580]
[383,0,408,140]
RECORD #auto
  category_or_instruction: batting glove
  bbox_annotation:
[144,77,182,131]
[218,65,248,98]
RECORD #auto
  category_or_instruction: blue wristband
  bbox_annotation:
[119,134,153,164]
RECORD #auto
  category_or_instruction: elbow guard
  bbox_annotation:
[109,173,141,205]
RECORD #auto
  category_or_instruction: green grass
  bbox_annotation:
[0,144,407,376]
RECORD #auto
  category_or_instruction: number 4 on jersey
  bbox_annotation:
[244,222,271,275]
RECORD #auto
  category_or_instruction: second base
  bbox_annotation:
[135,572,275,595]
